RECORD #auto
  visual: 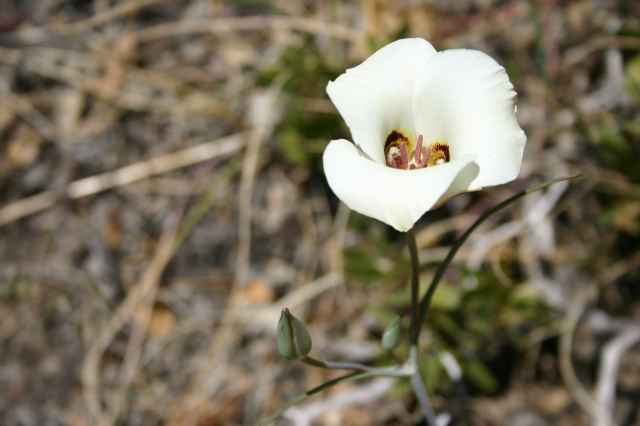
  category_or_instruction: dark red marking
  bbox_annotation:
[384,131,410,151]
[433,143,450,162]
[384,130,411,169]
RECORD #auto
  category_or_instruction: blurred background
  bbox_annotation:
[0,0,639,425]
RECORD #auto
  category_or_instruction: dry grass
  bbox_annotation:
[0,0,639,425]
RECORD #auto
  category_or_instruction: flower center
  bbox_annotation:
[384,132,450,170]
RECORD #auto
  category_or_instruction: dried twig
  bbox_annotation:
[234,79,287,287]
[135,16,364,43]
[234,125,266,287]
[0,75,58,140]
[467,177,569,270]
[559,301,617,426]
[82,196,184,426]
[562,35,640,69]
[246,272,343,330]
[6,0,183,44]
[21,55,221,114]
[71,0,182,31]
[105,159,223,425]
[594,326,640,426]
[166,81,286,426]
[160,271,343,332]
[328,202,357,318]
[0,134,245,227]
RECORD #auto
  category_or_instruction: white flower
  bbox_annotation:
[323,38,526,232]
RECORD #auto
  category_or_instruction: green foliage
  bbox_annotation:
[420,355,445,393]
[598,200,640,235]
[375,266,550,396]
[503,62,522,81]
[622,120,640,138]
[265,175,579,423]
[462,358,499,394]
[0,278,22,300]
[385,377,414,401]
[344,248,383,283]
[381,285,410,306]
[279,128,310,165]
[430,283,461,311]
[257,44,349,167]
[367,22,409,53]
[343,219,410,285]
[617,22,640,38]
[431,271,551,349]
[225,0,286,15]
[625,53,640,100]
[594,124,640,182]
[367,36,385,55]
[347,214,554,397]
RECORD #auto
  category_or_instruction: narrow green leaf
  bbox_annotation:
[412,174,584,343]
[260,371,372,425]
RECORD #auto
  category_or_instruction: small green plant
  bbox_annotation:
[263,174,580,425]
[263,37,583,425]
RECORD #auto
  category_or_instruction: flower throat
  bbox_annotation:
[384,132,450,170]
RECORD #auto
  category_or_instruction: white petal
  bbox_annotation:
[323,139,479,232]
[412,49,526,189]
[327,39,437,163]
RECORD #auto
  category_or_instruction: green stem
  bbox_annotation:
[409,345,436,426]
[415,175,582,341]
[407,228,421,346]
[260,371,372,425]
[263,175,581,426]
[407,230,437,425]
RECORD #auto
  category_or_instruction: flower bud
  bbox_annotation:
[277,308,312,361]
[381,315,403,350]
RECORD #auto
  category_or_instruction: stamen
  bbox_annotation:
[400,141,408,169]
[415,135,423,163]
[420,146,431,169]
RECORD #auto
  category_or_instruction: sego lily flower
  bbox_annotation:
[323,38,526,232]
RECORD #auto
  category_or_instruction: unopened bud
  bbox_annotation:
[382,315,403,350]
[277,308,312,361]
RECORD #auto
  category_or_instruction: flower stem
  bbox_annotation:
[410,345,436,426]
[407,230,436,425]
[407,228,421,347]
